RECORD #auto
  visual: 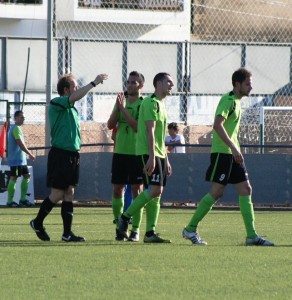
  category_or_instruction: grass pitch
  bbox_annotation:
[0,207,292,300]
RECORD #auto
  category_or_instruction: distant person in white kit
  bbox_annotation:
[165,122,185,153]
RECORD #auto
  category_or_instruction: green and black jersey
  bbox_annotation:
[211,91,241,154]
[136,94,167,158]
[114,97,143,155]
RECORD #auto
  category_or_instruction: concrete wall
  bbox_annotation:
[32,152,292,206]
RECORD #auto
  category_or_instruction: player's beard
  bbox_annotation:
[239,88,251,97]
[127,90,139,97]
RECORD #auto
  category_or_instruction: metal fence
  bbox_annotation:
[0,0,291,154]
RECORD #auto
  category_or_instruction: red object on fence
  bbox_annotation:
[0,122,7,158]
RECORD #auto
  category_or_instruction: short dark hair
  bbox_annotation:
[129,71,145,83]
[57,74,75,96]
[232,68,252,86]
[168,122,178,131]
[153,72,170,88]
[14,110,23,118]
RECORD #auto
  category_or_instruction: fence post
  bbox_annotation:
[46,0,53,151]
[260,106,264,154]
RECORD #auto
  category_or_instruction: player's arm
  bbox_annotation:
[165,137,174,152]
[173,139,182,145]
[69,73,108,103]
[144,120,156,176]
[15,139,35,160]
[119,107,138,132]
[107,101,119,130]
[116,93,138,132]
[213,115,243,164]
[165,153,172,176]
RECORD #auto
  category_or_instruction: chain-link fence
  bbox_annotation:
[0,0,291,154]
[0,101,115,155]
[52,0,292,153]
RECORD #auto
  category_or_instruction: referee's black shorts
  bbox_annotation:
[47,147,80,190]
[205,153,249,185]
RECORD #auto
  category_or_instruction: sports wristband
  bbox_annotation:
[90,81,96,87]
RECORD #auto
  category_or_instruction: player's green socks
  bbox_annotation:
[20,178,30,201]
[145,197,160,233]
[185,193,216,232]
[7,179,16,204]
[112,196,124,227]
[131,207,144,233]
[124,190,151,218]
[239,195,257,238]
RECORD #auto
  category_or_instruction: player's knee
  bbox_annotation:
[113,185,124,198]
[241,182,252,195]
[24,174,31,180]
[245,184,252,195]
[149,187,162,199]
[210,186,225,200]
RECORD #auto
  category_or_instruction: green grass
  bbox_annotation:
[0,207,292,300]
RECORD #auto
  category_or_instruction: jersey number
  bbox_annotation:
[151,174,160,183]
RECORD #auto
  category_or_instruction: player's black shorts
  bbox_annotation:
[47,147,80,190]
[111,153,143,185]
[136,155,167,187]
[205,153,249,185]
[9,165,29,177]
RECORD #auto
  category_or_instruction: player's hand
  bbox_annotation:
[116,92,126,109]
[144,156,155,176]
[93,73,109,85]
[167,160,172,176]
[231,147,243,164]
[29,154,35,161]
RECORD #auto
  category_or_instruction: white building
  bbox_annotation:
[0,0,191,122]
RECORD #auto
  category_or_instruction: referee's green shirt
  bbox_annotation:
[49,96,81,151]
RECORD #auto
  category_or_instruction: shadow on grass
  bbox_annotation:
[0,240,158,247]
[1,239,279,248]
[0,210,113,216]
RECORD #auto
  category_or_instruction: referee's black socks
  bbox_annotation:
[34,197,55,226]
[61,201,73,236]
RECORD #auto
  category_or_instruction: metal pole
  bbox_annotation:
[183,40,189,125]
[260,106,264,154]
[21,47,30,111]
[45,0,53,150]
[122,41,128,91]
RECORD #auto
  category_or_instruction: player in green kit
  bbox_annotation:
[182,68,274,246]
[7,110,35,207]
[107,71,145,242]
[118,72,174,243]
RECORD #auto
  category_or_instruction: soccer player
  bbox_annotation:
[107,71,145,242]
[118,72,174,243]
[182,67,274,246]
[7,110,35,207]
[30,72,108,242]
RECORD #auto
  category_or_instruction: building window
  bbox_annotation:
[0,0,43,4]
[78,0,183,11]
